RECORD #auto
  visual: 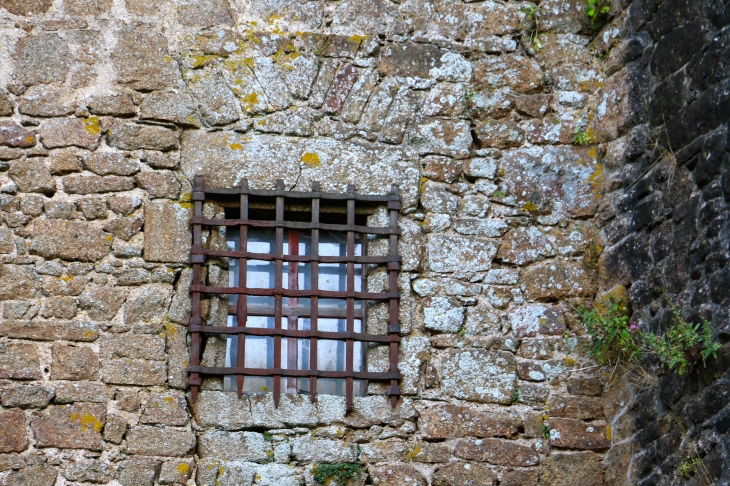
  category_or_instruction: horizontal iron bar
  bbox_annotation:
[191,285,399,300]
[191,325,400,343]
[191,218,400,235]
[227,304,365,319]
[188,366,402,380]
[194,248,401,264]
[201,187,401,202]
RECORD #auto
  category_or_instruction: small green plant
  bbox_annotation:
[647,311,721,376]
[520,4,543,51]
[263,431,273,442]
[312,463,363,485]
[574,298,641,367]
[573,126,592,145]
[585,0,611,29]
[677,457,702,478]
[541,422,551,440]
[490,190,507,198]
[463,88,476,108]
[511,389,522,404]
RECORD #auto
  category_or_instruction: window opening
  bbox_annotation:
[188,177,402,409]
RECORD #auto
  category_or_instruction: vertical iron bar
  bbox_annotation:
[345,184,356,410]
[190,176,204,400]
[287,230,299,394]
[387,184,401,408]
[273,179,285,407]
[236,179,249,397]
[310,182,320,402]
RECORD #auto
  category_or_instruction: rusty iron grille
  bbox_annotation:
[188,176,402,409]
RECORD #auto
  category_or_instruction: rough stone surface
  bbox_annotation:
[419,403,521,439]
[29,220,111,262]
[438,350,516,403]
[31,403,106,450]
[0,410,28,453]
[143,200,191,263]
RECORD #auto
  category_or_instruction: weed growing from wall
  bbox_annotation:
[585,0,611,29]
[573,298,721,376]
[520,4,543,51]
[312,463,363,485]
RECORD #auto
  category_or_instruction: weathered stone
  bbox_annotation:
[0,464,57,486]
[439,350,516,403]
[158,459,194,485]
[566,376,603,396]
[0,266,42,301]
[0,453,24,473]
[112,28,182,91]
[8,159,55,195]
[255,108,315,136]
[192,391,253,430]
[102,414,127,444]
[428,235,498,273]
[31,403,106,450]
[423,296,465,332]
[139,91,201,127]
[83,152,139,176]
[540,452,603,486]
[463,300,501,335]
[86,92,137,116]
[14,34,70,86]
[464,157,498,179]
[127,426,196,457]
[40,118,101,149]
[79,286,125,320]
[432,461,497,486]
[419,403,522,439]
[0,410,28,453]
[1,385,54,409]
[409,117,472,158]
[454,438,539,466]
[421,182,460,214]
[369,464,427,486]
[141,392,188,426]
[549,418,611,450]
[0,0,53,15]
[78,198,108,219]
[29,220,111,261]
[101,332,166,360]
[452,218,509,237]
[103,216,143,241]
[521,260,596,300]
[501,468,539,486]
[324,63,359,115]
[498,226,558,265]
[291,436,357,463]
[0,343,41,379]
[198,430,270,462]
[359,440,407,463]
[473,55,544,93]
[116,458,159,486]
[53,382,114,404]
[18,85,74,117]
[52,344,98,380]
[108,123,180,151]
[548,396,604,420]
[101,359,167,386]
[473,119,525,149]
[62,458,115,484]
[0,320,98,342]
[144,199,191,263]
[181,133,419,207]
[499,146,600,220]
[49,151,82,175]
[508,304,567,338]
[185,69,240,126]
[63,175,134,194]
[41,297,78,318]
[422,155,462,183]
[379,43,443,78]
[0,121,37,148]
[135,171,180,199]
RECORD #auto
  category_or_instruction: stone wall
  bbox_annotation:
[596,0,730,484]
[0,0,624,485]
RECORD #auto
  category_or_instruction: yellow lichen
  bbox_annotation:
[301,152,320,167]
[83,330,97,340]
[229,143,243,150]
[163,396,174,403]
[25,135,34,145]
[80,413,103,432]
[177,463,191,475]
[523,201,538,212]
[605,425,612,440]
[84,116,101,136]
[405,444,422,461]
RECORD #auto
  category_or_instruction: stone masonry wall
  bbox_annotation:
[595,0,730,484]
[0,0,621,485]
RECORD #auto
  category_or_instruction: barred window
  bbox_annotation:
[188,177,402,409]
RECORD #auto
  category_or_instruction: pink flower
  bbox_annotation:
[630,324,638,331]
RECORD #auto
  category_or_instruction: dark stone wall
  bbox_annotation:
[598,0,730,483]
